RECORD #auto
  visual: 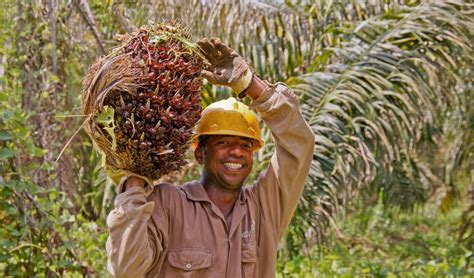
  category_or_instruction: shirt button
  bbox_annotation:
[186,263,192,269]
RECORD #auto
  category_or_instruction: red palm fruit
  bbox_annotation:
[86,22,204,180]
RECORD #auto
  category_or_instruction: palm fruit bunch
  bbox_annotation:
[82,22,203,180]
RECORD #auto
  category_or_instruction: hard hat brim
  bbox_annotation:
[192,131,264,151]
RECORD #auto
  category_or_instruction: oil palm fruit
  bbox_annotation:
[82,22,203,180]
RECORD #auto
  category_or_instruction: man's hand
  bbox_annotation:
[124,176,147,191]
[197,38,253,96]
[106,166,154,194]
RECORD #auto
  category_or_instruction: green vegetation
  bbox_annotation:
[278,201,472,277]
[0,0,472,276]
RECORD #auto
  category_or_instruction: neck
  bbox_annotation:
[202,181,241,217]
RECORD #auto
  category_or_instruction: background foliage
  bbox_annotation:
[0,0,472,276]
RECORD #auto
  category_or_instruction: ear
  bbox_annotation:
[194,146,204,164]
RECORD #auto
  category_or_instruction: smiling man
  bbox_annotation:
[106,38,315,277]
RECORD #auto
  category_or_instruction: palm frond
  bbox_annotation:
[287,0,473,245]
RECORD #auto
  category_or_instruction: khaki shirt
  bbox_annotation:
[106,83,315,277]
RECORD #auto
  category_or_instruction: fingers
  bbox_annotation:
[198,37,237,62]
[212,39,233,57]
[208,37,235,58]
[201,69,220,84]
[197,38,218,63]
[198,37,245,88]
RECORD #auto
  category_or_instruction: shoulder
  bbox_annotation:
[146,181,206,214]
[156,182,183,192]
[147,182,186,202]
[241,183,258,202]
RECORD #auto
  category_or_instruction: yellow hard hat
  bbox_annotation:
[193,97,264,151]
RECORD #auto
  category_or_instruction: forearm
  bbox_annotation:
[245,75,269,100]
[106,187,158,277]
[251,83,315,239]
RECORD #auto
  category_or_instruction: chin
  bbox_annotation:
[224,180,245,190]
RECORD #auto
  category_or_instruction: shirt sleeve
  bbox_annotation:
[249,82,315,241]
[106,186,166,277]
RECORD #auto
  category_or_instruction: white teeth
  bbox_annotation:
[224,163,243,169]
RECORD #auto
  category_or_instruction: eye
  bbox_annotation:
[242,141,253,149]
[217,140,228,145]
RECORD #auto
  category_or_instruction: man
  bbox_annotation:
[106,38,315,277]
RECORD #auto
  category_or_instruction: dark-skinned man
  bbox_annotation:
[106,38,315,277]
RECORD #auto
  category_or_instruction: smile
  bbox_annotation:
[223,162,243,170]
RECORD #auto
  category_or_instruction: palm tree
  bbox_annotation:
[288,0,473,248]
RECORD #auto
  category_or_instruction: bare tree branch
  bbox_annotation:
[73,0,106,55]
[48,0,58,75]
[112,3,135,34]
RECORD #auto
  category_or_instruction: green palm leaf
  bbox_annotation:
[285,0,473,246]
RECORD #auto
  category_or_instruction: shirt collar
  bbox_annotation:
[182,181,210,202]
[182,180,248,203]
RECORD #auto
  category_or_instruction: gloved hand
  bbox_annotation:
[103,156,155,195]
[197,38,253,97]
[106,167,154,194]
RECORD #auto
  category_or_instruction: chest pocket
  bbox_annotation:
[168,248,212,273]
[241,243,257,278]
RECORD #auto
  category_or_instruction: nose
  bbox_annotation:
[228,144,245,157]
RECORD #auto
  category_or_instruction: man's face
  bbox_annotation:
[195,135,254,191]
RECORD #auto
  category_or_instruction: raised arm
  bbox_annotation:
[250,80,315,241]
